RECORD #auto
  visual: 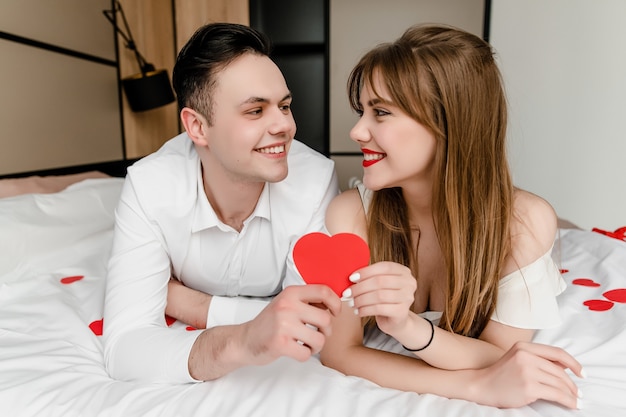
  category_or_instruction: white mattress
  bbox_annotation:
[0,178,624,416]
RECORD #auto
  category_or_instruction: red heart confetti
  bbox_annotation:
[573,278,601,287]
[559,269,569,274]
[583,300,614,311]
[603,289,626,303]
[89,319,104,336]
[293,232,370,297]
[165,315,176,326]
[592,226,626,242]
[60,275,84,284]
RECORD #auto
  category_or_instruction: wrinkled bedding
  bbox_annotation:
[0,177,624,417]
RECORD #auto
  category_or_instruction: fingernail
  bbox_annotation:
[576,398,583,410]
[339,296,354,307]
[342,288,352,298]
[353,308,359,315]
[349,272,361,283]
[580,368,588,379]
[577,388,583,399]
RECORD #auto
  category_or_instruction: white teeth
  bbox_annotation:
[256,145,285,154]
[363,153,385,161]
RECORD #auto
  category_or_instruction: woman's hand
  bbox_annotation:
[470,341,584,409]
[343,261,417,338]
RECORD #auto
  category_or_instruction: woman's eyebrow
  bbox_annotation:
[367,97,392,107]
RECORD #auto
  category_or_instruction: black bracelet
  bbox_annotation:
[402,317,435,352]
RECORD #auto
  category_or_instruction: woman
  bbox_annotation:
[319,24,583,409]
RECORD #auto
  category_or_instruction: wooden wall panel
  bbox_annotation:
[119,0,249,159]
[0,0,115,60]
[0,39,123,175]
[0,0,263,175]
[117,0,180,159]
[0,0,123,176]
[175,0,249,51]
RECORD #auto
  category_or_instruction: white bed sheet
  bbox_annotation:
[0,178,624,417]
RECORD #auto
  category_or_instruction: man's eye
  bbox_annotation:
[247,109,262,115]
[280,104,291,112]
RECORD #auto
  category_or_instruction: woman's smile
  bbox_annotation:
[362,148,386,167]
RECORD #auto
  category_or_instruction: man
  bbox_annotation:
[103,23,341,383]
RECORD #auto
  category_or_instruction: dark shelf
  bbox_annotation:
[271,43,326,56]
[249,0,329,156]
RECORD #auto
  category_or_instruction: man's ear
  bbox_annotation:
[180,107,209,147]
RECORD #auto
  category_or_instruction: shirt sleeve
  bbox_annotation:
[206,296,271,328]
[491,251,567,329]
[103,177,200,383]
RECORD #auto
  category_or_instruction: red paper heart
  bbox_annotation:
[573,278,601,287]
[583,299,614,311]
[89,319,104,336]
[60,275,84,284]
[603,289,626,303]
[293,232,370,297]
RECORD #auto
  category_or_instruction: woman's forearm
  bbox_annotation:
[166,279,211,329]
[392,314,505,370]
[321,341,582,409]
[321,343,481,402]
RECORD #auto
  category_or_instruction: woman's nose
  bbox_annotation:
[349,117,370,144]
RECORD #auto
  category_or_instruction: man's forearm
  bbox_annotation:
[188,324,248,380]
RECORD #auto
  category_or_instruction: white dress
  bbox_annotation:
[356,183,566,329]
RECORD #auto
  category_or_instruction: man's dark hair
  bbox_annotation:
[172,23,272,124]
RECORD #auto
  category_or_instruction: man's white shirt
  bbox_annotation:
[103,133,338,383]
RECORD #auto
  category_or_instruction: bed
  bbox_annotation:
[1,174,625,417]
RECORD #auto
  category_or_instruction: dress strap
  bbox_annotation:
[354,181,373,215]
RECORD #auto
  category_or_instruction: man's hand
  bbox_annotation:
[188,284,341,380]
[241,285,342,365]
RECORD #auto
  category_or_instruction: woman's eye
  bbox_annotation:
[375,109,390,117]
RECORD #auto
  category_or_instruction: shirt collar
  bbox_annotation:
[191,163,272,233]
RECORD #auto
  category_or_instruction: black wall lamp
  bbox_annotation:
[103,1,175,112]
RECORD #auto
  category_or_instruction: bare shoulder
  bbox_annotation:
[505,189,558,273]
[325,188,367,238]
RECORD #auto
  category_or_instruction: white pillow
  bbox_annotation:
[0,178,123,278]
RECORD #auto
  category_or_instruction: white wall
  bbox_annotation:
[329,0,485,190]
[490,0,626,230]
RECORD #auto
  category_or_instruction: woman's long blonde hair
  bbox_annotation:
[348,24,513,338]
